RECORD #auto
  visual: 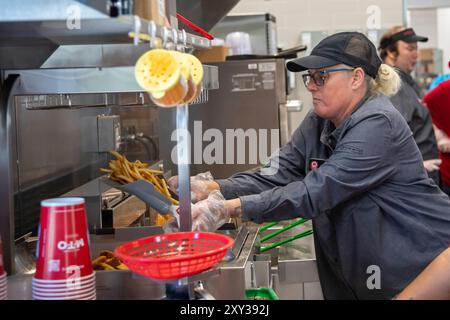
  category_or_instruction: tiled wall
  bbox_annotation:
[437,7,450,73]
[409,7,450,74]
[409,9,438,48]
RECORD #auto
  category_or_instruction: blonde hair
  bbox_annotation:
[367,64,401,97]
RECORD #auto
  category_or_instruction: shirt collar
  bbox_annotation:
[319,93,371,149]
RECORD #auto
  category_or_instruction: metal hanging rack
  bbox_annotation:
[140,20,190,229]
[127,15,211,51]
[131,17,218,299]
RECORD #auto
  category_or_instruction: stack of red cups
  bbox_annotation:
[0,234,7,300]
[32,198,96,300]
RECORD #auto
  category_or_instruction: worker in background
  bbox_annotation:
[170,32,450,299]
[423,78,450,197]
[379,26,441,186]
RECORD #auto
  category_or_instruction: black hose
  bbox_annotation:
[134,137,153,161]
[139,135,158,159]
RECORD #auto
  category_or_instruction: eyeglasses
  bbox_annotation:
[302,68,355,87]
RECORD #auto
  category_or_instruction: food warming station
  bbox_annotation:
[0,0,322,300]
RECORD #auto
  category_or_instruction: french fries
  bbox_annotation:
[101,151,179,207]
[92,250,128,271]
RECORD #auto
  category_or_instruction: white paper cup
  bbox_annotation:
[33,290,96,300]
[32,276,95,288]
[33,286,95,297]
[32,283,95,294]
[33,282,95,293]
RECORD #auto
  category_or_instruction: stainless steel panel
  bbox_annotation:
[210,14,278,55]
[97,115,121,152]
[0,75,20,274]
[274,280,304,300]
[278,258,320,284]
[203,223,260,300]
[304,282,324,300]
[0,0,107,21]
[176,0,241,32]
[158,59,285,179]
[5,65,218,95]
[255,220,323,300]
[279,103,290,146]
[62,178,112,230]
[15,104,109,189]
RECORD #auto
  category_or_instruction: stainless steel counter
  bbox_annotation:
[256,220,323,300]
[5,223,260,300]
[5,221,324,300]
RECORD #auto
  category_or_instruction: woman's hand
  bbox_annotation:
[191,192,242,231]
[167,171,219,203]
[423,159,442,172]
[438,139,450,153]
[191,190,230,231]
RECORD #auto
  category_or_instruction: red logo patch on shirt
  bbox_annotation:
[309,158,326,171]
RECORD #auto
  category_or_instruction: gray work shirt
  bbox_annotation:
[217,94,450,300]
[390,70,440,184]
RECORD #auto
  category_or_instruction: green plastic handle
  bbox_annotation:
[258,221,279,233]
[260,218,308,243]
[259,229,313,253]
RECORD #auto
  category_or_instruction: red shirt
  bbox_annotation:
[423,80,450,186]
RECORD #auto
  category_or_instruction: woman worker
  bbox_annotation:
[170,32,450,299]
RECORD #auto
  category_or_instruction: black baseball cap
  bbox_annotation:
[287,32,381,79]
[379,28,428,49]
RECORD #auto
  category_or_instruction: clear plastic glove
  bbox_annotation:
[162,210,181,234]
[167,171,214,203]
[423,159,442,172]
[191,190,230,232]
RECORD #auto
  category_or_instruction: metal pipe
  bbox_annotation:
[176,104,192,232]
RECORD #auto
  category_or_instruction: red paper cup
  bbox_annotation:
[32,285,95,297]
[33,290,96,300]
[33,272,95,285]
[35,198,93,281]
[32,280,95,292]
[32,285,95,296]
[32,279,95,292]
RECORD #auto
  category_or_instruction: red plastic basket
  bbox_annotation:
[114,232,234,280]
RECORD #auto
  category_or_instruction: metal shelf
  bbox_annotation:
[5,65,218,109]
[123,16,211,50]
[0,16,211,48]
[0,16,211,69]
